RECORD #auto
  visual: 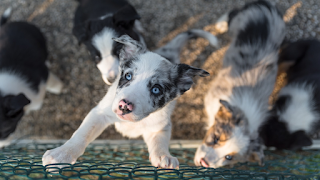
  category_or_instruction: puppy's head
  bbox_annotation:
[111,35,209,122]
[75,4,141,85]
[0,93,30,139]
[194,100,264,168]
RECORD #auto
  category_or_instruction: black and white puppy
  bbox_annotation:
[42,33,211,169]
[194,1,285,168]
[260,39,320,150]
[73,0,145,85]
[0,8,63,139]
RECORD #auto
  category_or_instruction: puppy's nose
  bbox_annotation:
[118,99,133,114]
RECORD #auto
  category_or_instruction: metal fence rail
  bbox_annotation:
[0,140,320,179]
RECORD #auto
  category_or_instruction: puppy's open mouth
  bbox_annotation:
[200,158,209,168]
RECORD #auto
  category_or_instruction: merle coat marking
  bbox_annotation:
[42,34,210,170]
[194,0,285,168]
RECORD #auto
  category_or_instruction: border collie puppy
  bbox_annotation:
[259,39,320,150]
[73,0,146,85]
[0,8,63,139]
[42,32,213,169]
[194,1,285,168]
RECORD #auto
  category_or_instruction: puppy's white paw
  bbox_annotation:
[150,154,179,169]
[42,146,79,171]
[215,21,228,33]
[215,12,229,33]
[46,72,63,94]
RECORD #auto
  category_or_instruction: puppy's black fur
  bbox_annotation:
[260,39,320,150]
[0,22,49,91]
[73,0,141,63]
[0,12,49,139]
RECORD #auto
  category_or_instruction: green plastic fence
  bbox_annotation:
[1,142,320,179]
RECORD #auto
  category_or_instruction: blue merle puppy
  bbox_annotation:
[42,33,211,169]
[194,1,285,168]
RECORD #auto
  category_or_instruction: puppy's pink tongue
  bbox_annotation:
[200,158,209,168]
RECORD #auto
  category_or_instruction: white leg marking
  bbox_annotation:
[46,72,63,94]
[215,12,229,33]
[42,96,115,171]
[143,129,179,168]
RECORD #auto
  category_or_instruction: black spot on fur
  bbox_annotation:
[274,95,292,113]
[169,92,176,99]
[236,15,269,47]
[117,71,132,89]
[112,41,123,58]
[122,60,133,69]
[259,116,312,150]
[239,51,246,59]
[158,96,166,108]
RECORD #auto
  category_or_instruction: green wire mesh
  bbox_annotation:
[1,142,320,180]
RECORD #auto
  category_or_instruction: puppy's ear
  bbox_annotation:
[113,4,140,29]
[113,35,146,61]
[175,64,209,94]
[2,94,30,117]
[273,95,291,113]
[278,40,313,73]
[289,130,312,150]
[219,99,234,113]
[72,21,91,46]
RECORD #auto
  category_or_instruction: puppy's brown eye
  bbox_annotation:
[225,155,233,160]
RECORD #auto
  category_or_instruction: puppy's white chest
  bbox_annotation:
[115,121,146,138]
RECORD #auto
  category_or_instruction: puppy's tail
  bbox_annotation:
[155,29,219,64]
[1,7,12,26]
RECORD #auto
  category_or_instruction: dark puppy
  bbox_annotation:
[260,39,320,150]
[0,8,63,139]
[73,0,145,85]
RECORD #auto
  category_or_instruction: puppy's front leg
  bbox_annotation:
[42,107,112,168]
[143,126,179,169]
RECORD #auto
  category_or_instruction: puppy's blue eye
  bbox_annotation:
[125,73,132,81]
[152,87,160,94]
[225,155,233,160]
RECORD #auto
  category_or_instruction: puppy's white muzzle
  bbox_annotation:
[97,56,119,85]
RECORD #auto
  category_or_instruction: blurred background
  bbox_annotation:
[0,0,319,140]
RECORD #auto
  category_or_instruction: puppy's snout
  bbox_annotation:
[102,70,117,85]
[107,77,115,84]
[118,99,133,114]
